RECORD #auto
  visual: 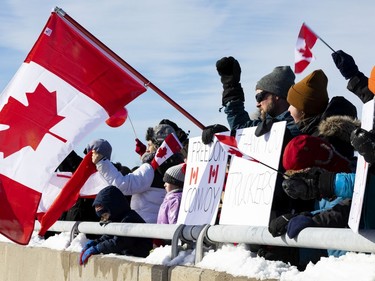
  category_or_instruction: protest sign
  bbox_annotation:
[349,99,374,232]
[219,122,286,226]
[177,135,228,225]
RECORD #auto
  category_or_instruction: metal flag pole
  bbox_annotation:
[54,7,205,130]
[127,113,138,139]
[305,22,335,53]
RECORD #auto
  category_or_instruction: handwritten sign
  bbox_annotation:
[177,135,228,225]
[349,99,374,232]
[219,122,286,226]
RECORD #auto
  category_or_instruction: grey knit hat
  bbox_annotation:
[146,124,176,146]
[85,138,112,160]
[255,66,295,99]
[163,163,186,188]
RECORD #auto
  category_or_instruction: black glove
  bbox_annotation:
[201,124,229,145]
[268,213,296,237]
[350,127,375,164]
[216,56,241,86]
[216,57,244,105]
[282,168,334,200]
[287,213,315,239]
[331,50,359,80]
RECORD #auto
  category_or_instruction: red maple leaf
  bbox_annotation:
[156,147,168,159]
[0,83,66,158]
[298,45,313,59]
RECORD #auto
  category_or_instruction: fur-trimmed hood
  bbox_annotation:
[318,115,361,143]
[318,115,361,160]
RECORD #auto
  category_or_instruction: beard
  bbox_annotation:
[260,101,277,119]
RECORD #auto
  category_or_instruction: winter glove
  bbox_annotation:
[216,57,244,105]
[216,56,241,86]
[268,213,296,237]
[135,138,147,156]
[287,214,316,239]
[331,50,359,80]
[79,245,99,265]
[350,127,375,164]
[81,239,97,252]
[282,168,335,200]
[85,139,112,160]
[201,124,229,145]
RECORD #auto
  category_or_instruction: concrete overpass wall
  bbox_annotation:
[0,242,273,281]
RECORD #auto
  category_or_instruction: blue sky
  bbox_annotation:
[0,0,374,167]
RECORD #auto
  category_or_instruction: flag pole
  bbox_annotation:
[253,158,289,178]
[305,22,335,53]
[54,7,205,130]
[318,37,335,53]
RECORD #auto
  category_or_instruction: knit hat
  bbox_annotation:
[163,163,186,188]
[255,66,295,99]
[287,69,329,116]
[146,124,176,146]
[85,138,112,160]
[369,66,375,95]
[283,134,351,173]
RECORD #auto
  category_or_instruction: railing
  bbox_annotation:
[34,221,375,264]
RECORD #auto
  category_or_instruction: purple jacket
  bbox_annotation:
[157,189,183,224]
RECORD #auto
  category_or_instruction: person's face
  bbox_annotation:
[147,140,157,153]
[95,205,111,223]
[164,182,173,193]
[164,182,180,193]
[255,90,276,119]
[288,104,304,123]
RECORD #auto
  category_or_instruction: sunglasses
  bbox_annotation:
[255,91,271,103]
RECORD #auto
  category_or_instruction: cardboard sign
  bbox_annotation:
[177,135,229,225]
[349,99,374,232]
[219,122,286,226]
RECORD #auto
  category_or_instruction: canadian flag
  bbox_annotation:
[294,23,318,74]
[37,169,108,216]
[0,9,146,244]
[151,133,183,170]
[215,134,259,162]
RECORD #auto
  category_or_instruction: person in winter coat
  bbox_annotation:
[287,69,360,165]
[91,124,184,223]
[79,186,153,265]
[281,127,375,234]
[203,58,305,216]
[201,57,309,267]
[157,163,186,225]
[268,134,354,267]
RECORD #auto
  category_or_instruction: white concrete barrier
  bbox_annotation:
[0,242,269,281]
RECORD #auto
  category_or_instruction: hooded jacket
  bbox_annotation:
[92,186,153,257]
[96,160,165,223]
[318,115,360,166]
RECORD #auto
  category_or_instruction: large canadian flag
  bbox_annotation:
[0,9,147,244]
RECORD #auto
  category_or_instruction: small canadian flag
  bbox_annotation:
[215,134,259,162]
[151,133,183,170]
[294,23,318,74]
